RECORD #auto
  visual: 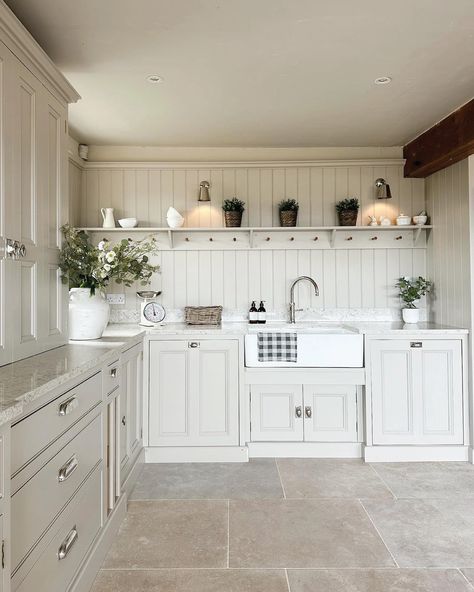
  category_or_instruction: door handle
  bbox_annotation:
[295,405,302,418]
[58,526,78,560]
[305,406,312,418]
[110,367,118,378]
[188,342,200,348]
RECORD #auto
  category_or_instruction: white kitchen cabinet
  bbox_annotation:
[120,342,143,482]
[0,38,70,366]
[250,384,357,443]
[303,385,357,442]
[370,339,464,445]
[250,384,303,442]
[148,339,239,447]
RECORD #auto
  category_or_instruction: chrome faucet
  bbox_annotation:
[289,276,319,323]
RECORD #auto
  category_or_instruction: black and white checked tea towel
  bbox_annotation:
[257,332,297,363]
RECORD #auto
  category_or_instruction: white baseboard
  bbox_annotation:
[364,444,470,462]
[248,442,362,458]
[145,446,249,463]
[469,447,474,464]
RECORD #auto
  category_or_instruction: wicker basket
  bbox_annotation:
[338,209,358,226]
[185,306,223,325]
[279,210,298,227]
[224,211,243,227]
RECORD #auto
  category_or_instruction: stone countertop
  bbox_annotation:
[0,326,145,427]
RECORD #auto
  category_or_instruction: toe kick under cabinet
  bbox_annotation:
[148,339,240,447]
[367,336,468,448]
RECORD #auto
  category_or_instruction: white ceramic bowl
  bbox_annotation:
[167,216,184,229]
[118,217,138,228]
[413,215,428,225]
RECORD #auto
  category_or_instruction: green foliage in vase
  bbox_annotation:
[278,198,299,212]
[59,224,159,295]
[396,276,432,309]
[222,197,245,212]
[335,197,360,212]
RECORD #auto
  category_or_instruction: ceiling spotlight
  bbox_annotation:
[374,76,392,85]
[146,75,164,84]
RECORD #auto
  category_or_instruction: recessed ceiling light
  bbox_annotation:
[374,76,392,85]
[147,75,164,84]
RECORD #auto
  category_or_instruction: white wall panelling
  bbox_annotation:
[426,159,471,328]
[71,161,427,319]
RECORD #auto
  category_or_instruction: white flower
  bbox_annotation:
[103,264,111,272]
[98,241,106,251]
[106,251,116,262]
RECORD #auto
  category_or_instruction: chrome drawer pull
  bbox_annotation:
[188,342,200,348]
[410,341,423,348]
[58,396,79,417]
[58,526,78,560]
[110,367,117,378]
[122,415,126,426]
[305,406,312,418]
[58,455,78,483]
[295,406,302,418]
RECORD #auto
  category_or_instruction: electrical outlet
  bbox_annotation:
[106,293,125,305]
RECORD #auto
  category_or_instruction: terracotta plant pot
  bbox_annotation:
[338,209,358,226]
[279,210,298,227]
[224,211,243,227]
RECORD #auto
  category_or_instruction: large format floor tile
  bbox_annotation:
[91,569,289,592]
[103,501,228,568]
[362,498,474,567]
[287,568,473,592]
[277,459,393,499]
[371,462,474,499]
[130,460,284,500]
[460,569,474,586]
[229,499,395,568]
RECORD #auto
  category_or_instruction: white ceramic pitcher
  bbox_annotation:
[101,207,116,228]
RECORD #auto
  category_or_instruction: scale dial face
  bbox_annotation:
[143,302,166,324]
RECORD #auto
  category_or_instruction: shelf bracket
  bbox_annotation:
[167,230,174,249]
[330,229,337,248]
[249,229,255,248]
[413,227,422,246]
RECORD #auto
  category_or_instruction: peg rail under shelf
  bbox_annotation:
[76,225,432,250]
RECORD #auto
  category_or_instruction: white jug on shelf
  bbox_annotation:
[101,207,116,228]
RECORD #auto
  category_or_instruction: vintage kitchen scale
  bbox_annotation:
[136,291,166,326]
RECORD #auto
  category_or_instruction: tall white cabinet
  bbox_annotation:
[0,6,79,366]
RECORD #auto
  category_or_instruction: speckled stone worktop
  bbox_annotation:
[0,320,467,428]
[0,325,145,427]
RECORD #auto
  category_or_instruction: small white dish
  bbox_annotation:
[118,217,138,228]
[413,215,427,225]
[396,214,412,226]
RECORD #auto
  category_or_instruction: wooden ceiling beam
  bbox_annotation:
[403,98,474,178]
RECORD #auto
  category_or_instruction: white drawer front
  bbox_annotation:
[103,359,120,396]
[12,413,102,571]
[15,466,102,592]
[12,372,102,474]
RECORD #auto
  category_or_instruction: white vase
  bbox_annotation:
[101,207,116,228]
[402,308,420,323]
[69,288,110,340]
[166,206,184,228]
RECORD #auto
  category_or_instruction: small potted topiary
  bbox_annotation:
[222,197,245,227]
[278,198,299,227]
[336,197,359,226]
[396,276,432,323]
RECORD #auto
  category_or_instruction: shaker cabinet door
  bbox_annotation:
[303,385,357,442]
[250,384,304,442]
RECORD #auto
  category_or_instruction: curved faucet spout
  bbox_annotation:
[289,276,320,324]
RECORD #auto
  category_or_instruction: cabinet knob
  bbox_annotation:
[305,406,312,418]
[295,405,302,418]
[188,342,200,348]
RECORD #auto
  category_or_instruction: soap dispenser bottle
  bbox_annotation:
[249,301,258,324]
[258,301,266,324]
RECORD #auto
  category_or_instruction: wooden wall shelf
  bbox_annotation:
[77,225,432,250]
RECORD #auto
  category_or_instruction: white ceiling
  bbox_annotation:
[5,0,474,147]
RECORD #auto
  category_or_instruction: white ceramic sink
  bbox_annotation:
[245,323,363,367]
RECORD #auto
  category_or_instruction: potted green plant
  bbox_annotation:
[336,197,359,226]
[278,198,299,227]
[59,225,159,340]
[222,197,245,227]
[396,276,432,323]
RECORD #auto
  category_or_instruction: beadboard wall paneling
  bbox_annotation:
[426,158,471,327]
[102,246,426,316]
[78,164,425,229]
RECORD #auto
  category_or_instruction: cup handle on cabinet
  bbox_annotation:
[305,406,312,418]
[295,406,302,418]
[58,526,78,560]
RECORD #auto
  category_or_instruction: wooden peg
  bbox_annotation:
[395,235,403,240]
[314,236,319,241]
[185,237,190,242]
[346,236,353,241]
[265,237,271,241]
[233,237,237,242]
[370,236,378,240]
[209,237,213,242]
[290,237,295,241]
